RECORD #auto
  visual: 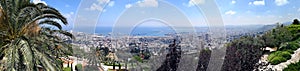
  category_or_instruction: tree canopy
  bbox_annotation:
[292,19,300,25]
[0,0,74,70]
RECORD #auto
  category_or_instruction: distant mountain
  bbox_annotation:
[253,22,292,33]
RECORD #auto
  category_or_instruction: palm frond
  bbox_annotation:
[26,14,67,27]
[0,0,73,70]
[53,30,75,40]
[39,20,63,30]
[20,39,34,71]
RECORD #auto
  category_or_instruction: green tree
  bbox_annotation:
[261,26,293,47]
[292,19,300,25]
[284,61,300,71]
[83,47,101,71]
[222,36,265,71]
[0,0,74,71]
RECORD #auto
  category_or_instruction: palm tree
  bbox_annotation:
[0,0,74,71]
[84,47,101,71]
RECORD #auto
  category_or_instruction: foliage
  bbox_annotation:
[222,19,300,71]
[63,67,71,71]
[222,36,265,71]
[196,48,211,71]
[279,42,300,51]
[287,25,300,40]
[0,0,74,70]
[267,51,291,65]
[283,61,300,71]
[270,56,287,65]
[75,64,82,71]
[85,47,101,67]
[157,39,182,71]
[261,26,293,47]
[133,55,143,63]
[292,19,300,25]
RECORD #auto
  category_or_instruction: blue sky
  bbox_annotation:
[32,0,300,32]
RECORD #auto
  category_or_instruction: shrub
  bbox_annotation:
[283,62,300,71]
[270,56,287,65]
[288,42,300,50]
[268,51,291,65]
[279,51,291,59]
[284,49,295,54]
[133,55,143,62]
[75,64,82,71]
[63,67,71,71]
[222,37,264,71]
[280,42,300,51]
[268,53,277,60]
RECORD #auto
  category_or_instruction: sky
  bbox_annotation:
[31,0,300,32]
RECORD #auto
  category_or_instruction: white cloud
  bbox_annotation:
[275,0,288,6]
[125,4,132,8]
[124,0,158,8]
[137,0,158,7]
[188,0,205,7]
[231,0,236,4]
[108,1,115,7]
[86,0,113,12]
[86,3,104,12]
[97,0,110,4]
[248,2,252,5]
[252,0,265,6]
[225,10,236,15]
[33,0,47,5]
[248,0,265,6]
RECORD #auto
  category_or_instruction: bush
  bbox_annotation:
[75,64,82,71]
[133,55,143,62]
[270,56,287,65]
[286,49,295,54]
[280,42,300,51]
[287,25,300,39]
[268,51,291,65]
[279,51,291,59]
[283,61,300,71]
[222,37,264,71]
[63,67,71,71]
[268,53,277,60]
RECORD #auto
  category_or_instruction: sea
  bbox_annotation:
[94,26,209,36]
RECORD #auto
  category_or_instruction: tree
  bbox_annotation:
[0,0,74,70]
[222,36,264,71]
[261,26,293,47]
[196,49,211,71]
[292,19,300,25]
[84,47,101,71]
[157,39,182,71]
[284,61,300,71]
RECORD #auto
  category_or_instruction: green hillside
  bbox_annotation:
[222,19,300,71]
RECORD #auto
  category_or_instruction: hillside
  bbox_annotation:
[222,19,300,71]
